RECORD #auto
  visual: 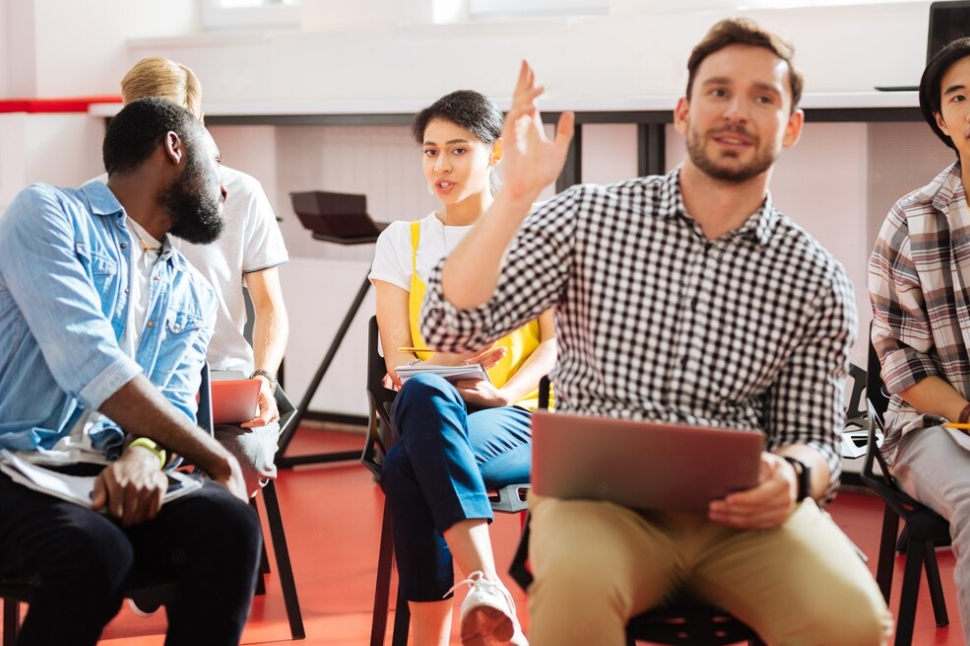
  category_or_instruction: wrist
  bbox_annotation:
[128,437,166,469]
[250,368,278,394]
[782,456,812,503]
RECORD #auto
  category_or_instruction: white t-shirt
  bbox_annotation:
[368,211,473,291]
[95,167,288,374]
[170,166,289,373]
[120,216,163,358]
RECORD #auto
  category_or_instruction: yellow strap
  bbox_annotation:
[129,437,166,469]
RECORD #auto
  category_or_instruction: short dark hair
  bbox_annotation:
[411,90,503,146]
[919,36,970,152]
[103,97,201,176]
[686,18,804,111]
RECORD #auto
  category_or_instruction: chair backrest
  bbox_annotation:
[274,386,297,442]
[361,315,400,478]
[861,335,924,515]
[845,362,868,430]
[197,362,214,435]
[366,316,397,431]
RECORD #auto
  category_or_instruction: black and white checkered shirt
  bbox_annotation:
[421,169,856,495]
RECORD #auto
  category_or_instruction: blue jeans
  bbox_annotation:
[382,373,532,601]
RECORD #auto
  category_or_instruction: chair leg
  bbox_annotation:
[894,539,925,646]
[3,598,21,645]
[371,500,396,646]
[922,542,949,627]
[876,508,901,603]
[262,480,306,639]
[391,585,410,646]
[249,497,269,596]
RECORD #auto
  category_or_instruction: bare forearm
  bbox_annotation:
[252,307,288,374]
[899,375,968,421]
[497,337,557,405]
[441,191,535,309]
[98,374,235,477]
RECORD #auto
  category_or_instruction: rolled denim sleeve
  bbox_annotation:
[0,185,141,410]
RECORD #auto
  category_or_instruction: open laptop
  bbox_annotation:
[876,1,970,91]
[290,190,390,244]
[530,411,764,513]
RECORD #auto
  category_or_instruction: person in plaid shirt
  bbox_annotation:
[870,36,970,646]
[422,17,891,646]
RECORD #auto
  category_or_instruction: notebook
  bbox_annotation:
[530,411,764,513]
[210,378,261,425]
[0,449,202,509]
[395,362,491,385]
[876,1,970,92]
[290,190,390,244]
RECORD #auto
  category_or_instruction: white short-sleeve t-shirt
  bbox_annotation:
[368,212,473,292]
[172,166,289,373]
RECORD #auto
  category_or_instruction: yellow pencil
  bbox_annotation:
[397,346,442,353]
[943,422,970,430]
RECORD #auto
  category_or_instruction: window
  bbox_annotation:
[467,0,607,21]
[201,0,300,30]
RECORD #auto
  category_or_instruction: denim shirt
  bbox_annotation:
[0,181,217,457]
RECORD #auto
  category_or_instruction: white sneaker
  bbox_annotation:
[127,597,159,618]
[448,571,528,646]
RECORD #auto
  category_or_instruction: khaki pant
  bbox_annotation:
[527,495,893,646]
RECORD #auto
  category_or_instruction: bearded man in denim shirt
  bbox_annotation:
[0,98,261,646]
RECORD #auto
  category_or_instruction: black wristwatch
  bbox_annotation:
[783,456,812,503]
[250,369,278,395]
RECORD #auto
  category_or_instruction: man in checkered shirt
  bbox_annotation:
[870,36,970,646]
[421,18,891,646]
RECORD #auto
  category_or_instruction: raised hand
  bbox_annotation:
[501,60,575,202]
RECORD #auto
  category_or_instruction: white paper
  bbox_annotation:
[0,449,202,509]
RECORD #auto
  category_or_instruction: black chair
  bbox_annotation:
[362,315,529,646]
[860,336,950,646]
[200,367,306,640]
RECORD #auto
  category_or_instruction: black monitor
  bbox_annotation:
[928,1,970,64]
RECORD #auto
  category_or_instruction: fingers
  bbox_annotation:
[90,473,107,510]
[555,110,576,152]
[98,462,168,526]
[708,458,795,529]
[513,60,541,106]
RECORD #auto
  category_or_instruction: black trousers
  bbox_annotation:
[0,473,262,646]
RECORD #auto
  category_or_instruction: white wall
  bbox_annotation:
[123,2,931,106]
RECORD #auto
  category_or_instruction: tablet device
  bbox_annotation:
[530,411,764,513]
[210,379,261,425]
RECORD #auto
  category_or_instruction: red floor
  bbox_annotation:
[11,425,964,645]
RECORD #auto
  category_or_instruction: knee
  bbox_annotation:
[784,583,893,646]
[195,491,262,566]
[43,524,134,598]
[394,374,462,424]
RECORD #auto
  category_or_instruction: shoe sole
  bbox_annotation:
[461,605,515,645]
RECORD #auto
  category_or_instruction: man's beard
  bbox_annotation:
[162,152,225,245]
[686,125,776,183]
